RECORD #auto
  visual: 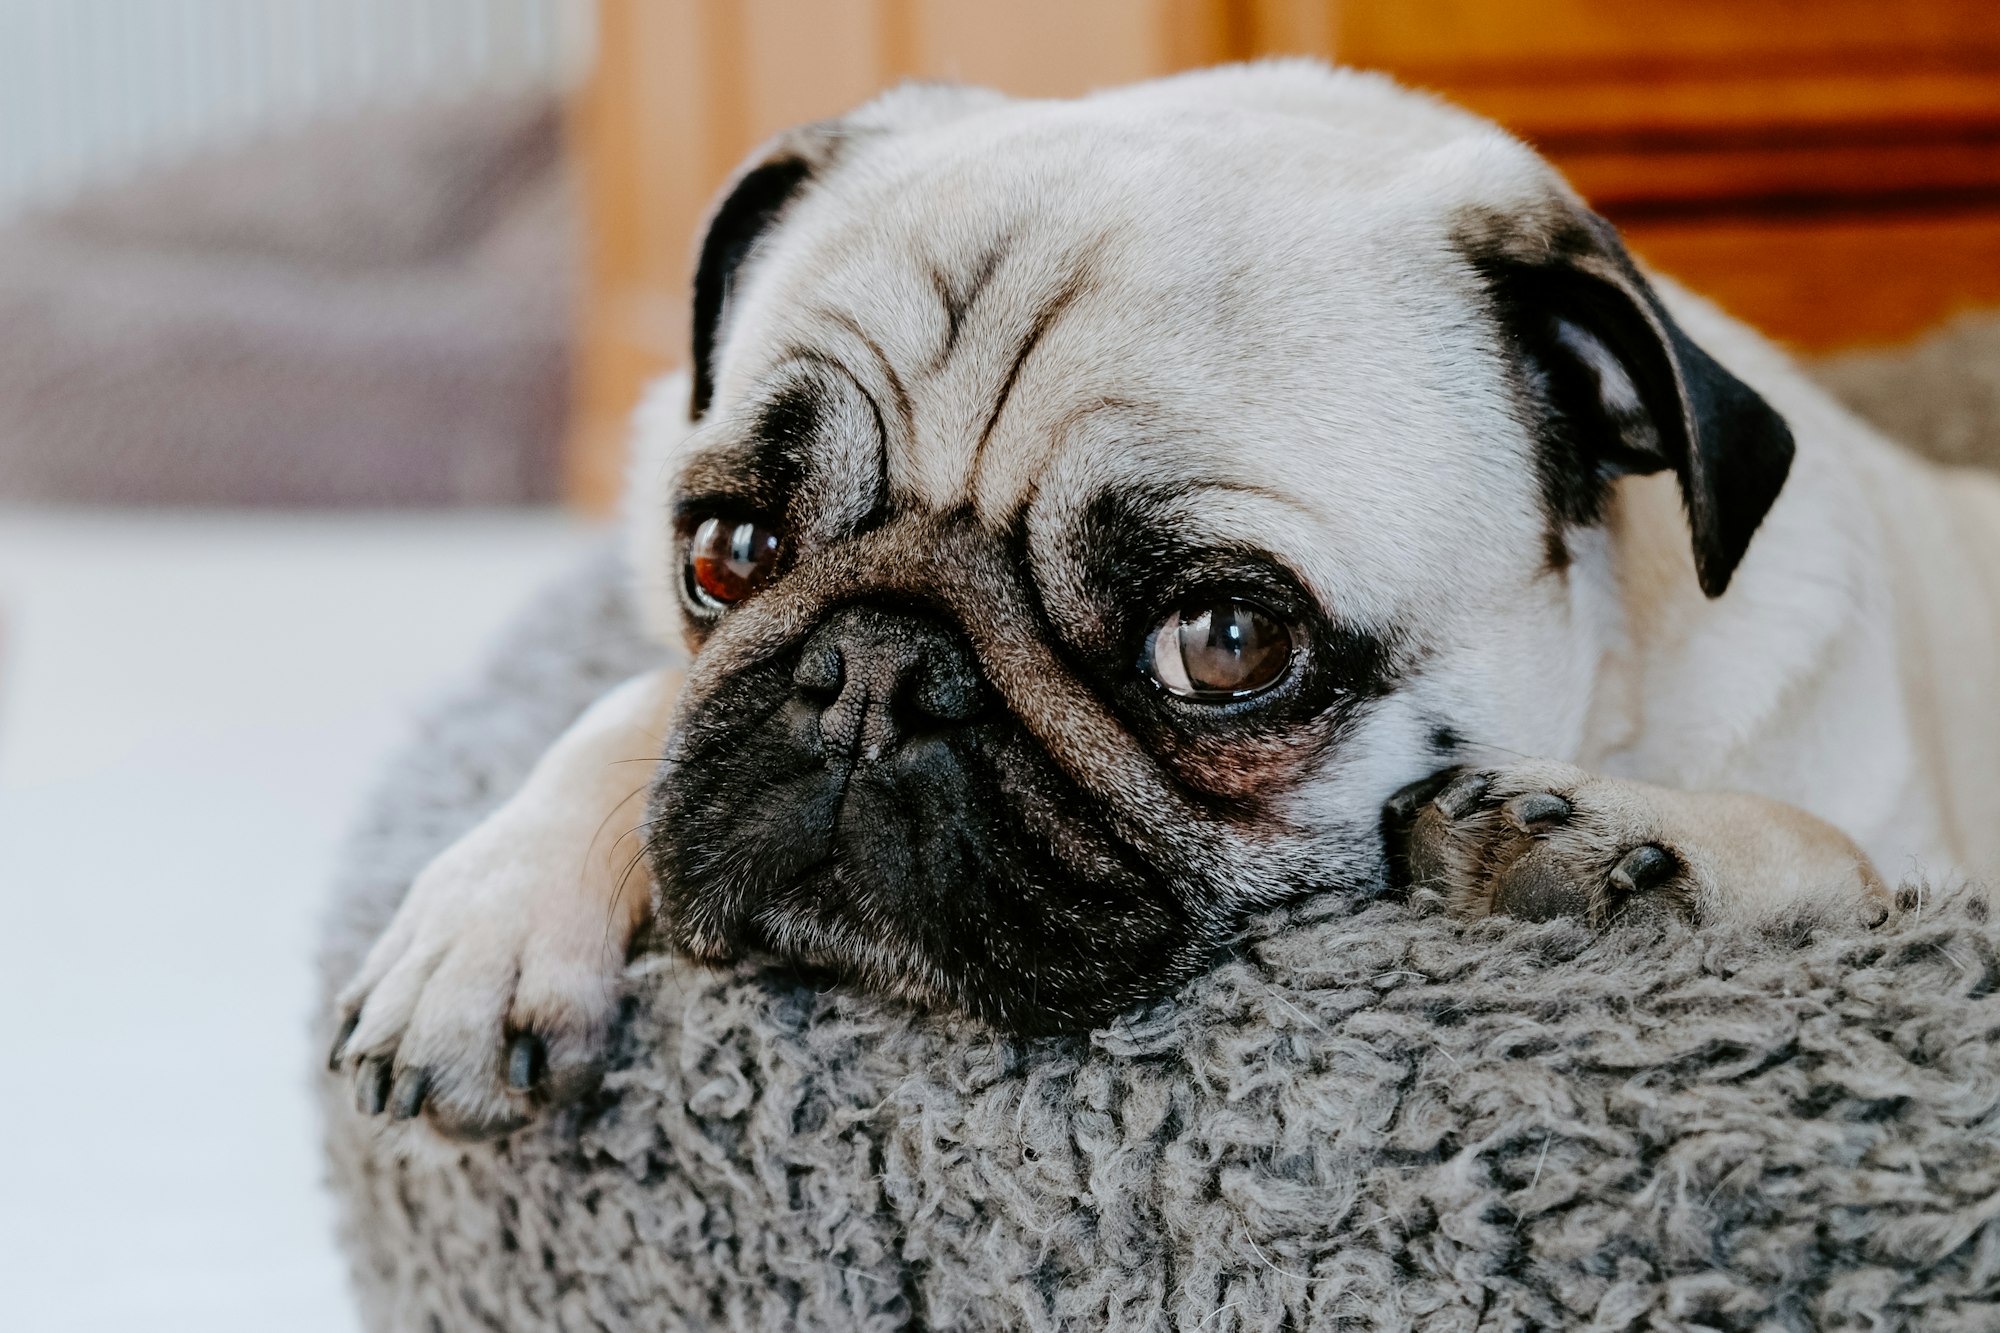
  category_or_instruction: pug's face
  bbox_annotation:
[638,67,1793,1033]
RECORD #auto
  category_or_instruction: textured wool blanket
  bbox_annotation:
[321,322,2000,1332]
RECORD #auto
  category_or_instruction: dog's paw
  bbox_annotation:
[327,819,632,1141]
[1386,761,1697,925]
[1384,760,1888,928]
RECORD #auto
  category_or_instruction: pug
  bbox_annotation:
[330,62,1998,1139]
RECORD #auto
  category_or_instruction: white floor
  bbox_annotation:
[0,508,606,1333]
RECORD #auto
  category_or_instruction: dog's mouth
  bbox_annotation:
[646,610,1217,1034]
[654,737,1211,1033]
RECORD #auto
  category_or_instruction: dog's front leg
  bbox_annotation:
[1387,761,1889,929]
[329,669,680,1139]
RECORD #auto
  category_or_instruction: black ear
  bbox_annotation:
[687,85,1009,422]
[1472,211,1794,598]
[690,115,869,421]
[689,152,816,420]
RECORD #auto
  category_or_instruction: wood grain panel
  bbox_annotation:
[1557,141,2000,214]
[1333,0,2000,72]
[1453,68,2000,142]
[905,0,1184,96]
[739,0,888,138]
[1629,208,2000,352]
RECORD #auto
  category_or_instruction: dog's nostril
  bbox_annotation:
[908,660,983,723]
[794,606,987,760]
[793,643,844,700]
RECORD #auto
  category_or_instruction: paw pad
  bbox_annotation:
[1387,763,1695,927]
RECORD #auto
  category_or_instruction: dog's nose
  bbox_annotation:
[792,606,987,761]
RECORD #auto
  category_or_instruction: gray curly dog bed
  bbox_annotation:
[321,321,2000,1332]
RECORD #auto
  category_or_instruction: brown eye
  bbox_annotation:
[1145,597,1292,699]
[688,516,781,609]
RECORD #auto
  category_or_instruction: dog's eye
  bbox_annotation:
[1144,597,1292,700]
[687,516,781,609]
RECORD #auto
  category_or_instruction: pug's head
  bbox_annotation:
[634,63,1794,1033]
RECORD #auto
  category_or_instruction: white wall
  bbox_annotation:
[0,0,592,218]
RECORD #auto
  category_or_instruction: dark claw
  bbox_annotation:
[327,1010,360,1071]
[1492,853,1586,923]
[506,1033,545,1091]
[389,1067,429,1121]
[1384,767,1464,825]
[1609,844,1677,897]
[355,1057,392,1116]
[1502,791,1571,835]
[1433,770,1495,821]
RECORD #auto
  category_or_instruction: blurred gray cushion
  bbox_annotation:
[1817,313,2000,474]
[0,93,570,507]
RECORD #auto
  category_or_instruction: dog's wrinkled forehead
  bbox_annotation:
[682,69,1581,625]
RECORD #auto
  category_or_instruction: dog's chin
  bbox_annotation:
[648,729,1216,1036]
[660,865,1211,1036]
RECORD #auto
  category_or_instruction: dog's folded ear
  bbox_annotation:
[689,83,1009,421]
[688,127,842,420]
[1468,208,1795,598]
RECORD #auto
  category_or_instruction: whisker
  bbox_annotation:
[1455,738,1537,763]
[588,784,656,857]
[604,836,659,961]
